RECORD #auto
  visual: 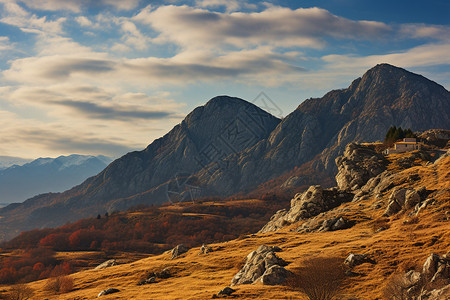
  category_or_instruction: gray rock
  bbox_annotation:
[94,259,116,270]
[259,186,353,233]
[171,244,189,259]
[385,188,422,216]
[420,284,450,300]
[217,287,235,296]
[335,143,388,192]
[423,253,449,283]
[319,217,351,232]
[97,288,119,297]
[260,265,290,285]
[344,254,374,269]
[200,244,212,254]
[231,245,287,286]
[138,276,156,285]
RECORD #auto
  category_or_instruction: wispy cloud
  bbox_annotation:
[135,5,391,50]
[16,0,140,12]
[0,1,66,34]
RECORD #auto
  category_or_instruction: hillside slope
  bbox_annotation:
[7,146,449,300]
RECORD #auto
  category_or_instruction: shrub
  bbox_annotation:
[286,257,346,300]
[44,275,74,294]
[7,284,34,300]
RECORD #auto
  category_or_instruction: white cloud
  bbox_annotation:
[134,5,391,50]
[0,36,13,52]
[75,16,93,27]
[195,0,257,12]
[400,24,450,42]
[17,0,140,12]
[117,20,151,51]
[322,43,450,71]
[0,1,66,34]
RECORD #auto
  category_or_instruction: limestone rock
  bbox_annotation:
[171,244,189,259]
[385,188,422,216]
[260,265,290,285]
[97,288,119,297]
[344,254,374,269]
[231,245,288,286]
[259,186,353,233]
[319,217,352,232]
[94,259,116,270]
[200,244,212,254]
[335,143,388,192]
[423,253,449,283]
[138,277,156,285]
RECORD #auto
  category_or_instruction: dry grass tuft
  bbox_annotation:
[286,256,346,300]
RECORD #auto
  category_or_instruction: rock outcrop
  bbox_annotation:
[97,288,119,297]
[335,143,388,191]
[388,253,450,299]
[94,259,116,270]
[259,186,353,233]
[384,188,422,216]
[344,253,375,269]
[231,245,289,286]
[171,244,189,259]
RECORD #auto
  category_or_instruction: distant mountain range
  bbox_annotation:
[0,155,112,204]
[0,156,32,170]
[0,64,449,241]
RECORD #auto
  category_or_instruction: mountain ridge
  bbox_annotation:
[0,154,112,204]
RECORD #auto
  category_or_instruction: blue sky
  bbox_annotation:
[0,0,448,159]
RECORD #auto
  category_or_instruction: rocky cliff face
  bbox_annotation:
[198,64,450,195]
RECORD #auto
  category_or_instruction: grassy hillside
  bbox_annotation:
[1,149,449,299]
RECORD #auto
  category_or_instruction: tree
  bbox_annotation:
[384,126,416,145]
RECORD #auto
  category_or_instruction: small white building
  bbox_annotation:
[384,138,420,155]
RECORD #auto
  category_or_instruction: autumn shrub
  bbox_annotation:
[44,264,74,294]
[286,256,346,300]
[44,275,74,294]
[7,284,34,300]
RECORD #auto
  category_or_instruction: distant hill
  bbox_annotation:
[0,64,449,241]
[0,155,112,204]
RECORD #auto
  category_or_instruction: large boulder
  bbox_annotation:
[94,259,116,270]
[422,253,450,283]
[171,244,189,259]
[344,253,375,269]
[384,188,422,216]
[231,245,289,286]
[335,143,388,192]
[98,288,119,297]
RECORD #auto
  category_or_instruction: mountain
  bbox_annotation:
[197,64,450,194]
[0,97,280,239]
[0,156,32,170]
[0,64,449,241]
[0,155,112,204]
